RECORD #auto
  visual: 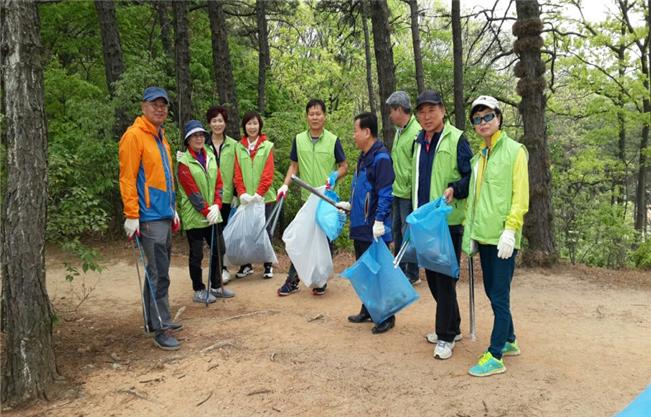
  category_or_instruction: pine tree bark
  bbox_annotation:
[94,0,129,139]
[451,0,465,130]
[207,0,241,139]
[361,0,377,116]
[173,0,193,128]
[256,0,270,114]
[155,1,174,76]
[513,0,557,266]
[1,0,61,405]
[407,0,425,94]
[369,0,396,148]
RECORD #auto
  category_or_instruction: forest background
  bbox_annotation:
[4,0,648,271]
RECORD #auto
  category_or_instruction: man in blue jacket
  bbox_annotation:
[336,112,396,334]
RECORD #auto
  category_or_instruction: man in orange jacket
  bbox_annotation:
[119,86,181,351]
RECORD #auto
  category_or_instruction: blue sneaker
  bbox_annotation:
[277,280,299,296]
[468,352,505,377]
[502,340,521,356]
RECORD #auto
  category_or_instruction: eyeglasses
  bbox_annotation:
[471,113,496,126]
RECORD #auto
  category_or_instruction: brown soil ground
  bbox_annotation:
[3,240,651,417]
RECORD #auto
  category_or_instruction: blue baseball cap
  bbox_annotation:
[183,120,208,144]
[143,86,169,103]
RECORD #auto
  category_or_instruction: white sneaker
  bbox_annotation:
[236,265,254,278]
[426,332,463,344]
[193,289,216,304]
[222,269,231,284]
[434,340,455,360]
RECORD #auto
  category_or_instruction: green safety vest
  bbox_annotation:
[177,146,220,231]
[462,131,527,254]
[217,136,238,204]
[411,120,466,225]
[234,139,276,203]
[296,129,338,201]
[391,115,421,199]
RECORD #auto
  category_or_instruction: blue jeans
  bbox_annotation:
[392,197,419,280]
[478,244,517,359]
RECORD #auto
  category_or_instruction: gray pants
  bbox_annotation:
[392,196,419,280]
[140,220,173,332]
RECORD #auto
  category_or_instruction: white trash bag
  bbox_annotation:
[282,191,332,288]
[223,202,277,266]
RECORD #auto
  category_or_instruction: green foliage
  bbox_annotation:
[631,240,651,270]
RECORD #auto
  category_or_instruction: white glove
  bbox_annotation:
[176,150,183,160]
[277,184,288,199]
[252,193,264,203]
[231,197,238,206]
[207,204,221,225]
[240,193,253,205]
[372,220,385,240]
[172,211,181,233]
[335,201,351,211]
[124,218,140,238]
[497,229,516,259]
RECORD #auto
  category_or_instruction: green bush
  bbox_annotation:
[631,239,651,270]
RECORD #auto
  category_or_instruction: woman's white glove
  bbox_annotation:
[207,205,221,225]
[240,193,253,205]
[497,229,516,259]
[124,218,139,238]
[252,193,264,204]
[176,150,184,160]
[335,201,351,211]
[277,184,288,199]
[372,221,385,240]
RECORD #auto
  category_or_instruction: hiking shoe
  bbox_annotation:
[193,289,217,304]
[502,340,521,357]
[426,332,463,344]
[468,352,506,377]
[434,340,455,360]
[263,265,273,279]
[153,331,181,351]
[222,269,231,285]
[163,322,183,331]
[210,286,235,298]
[277,280,299,296]
[312,283,327,296]
[236,264,254,278]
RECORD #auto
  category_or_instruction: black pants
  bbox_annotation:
[186,226,221,291]
[218,203,231,270]
[425,225,463,343]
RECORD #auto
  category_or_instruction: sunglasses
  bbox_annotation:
[471,113,496,126]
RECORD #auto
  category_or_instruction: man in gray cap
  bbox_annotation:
[386,91,421,285]
[119,86,182,351]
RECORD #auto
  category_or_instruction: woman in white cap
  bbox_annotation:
[177,119,235,303]
[463,96,529,377]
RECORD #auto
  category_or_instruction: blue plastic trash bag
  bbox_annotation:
[614,385,651,417]
[398,225,418,264]
[341,240,420,324]
[316,188,346,241]
[406,197,459,278]
[326,170,339,189]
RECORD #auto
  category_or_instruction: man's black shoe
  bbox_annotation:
[347,305,372,323]
[372,316,395,334]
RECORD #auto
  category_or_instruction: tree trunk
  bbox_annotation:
[616,23,627,209]
[451,0,465,130]
[207,0,241,139]
[256,0,270,114]
[635,0,651,234]
[361,0,377,116]
[1,0,61,405]
[408,0,425,94]
[94,0,129,139]
[513,0,557,266]
[156,1,173,63]
[173,0,193,129]
[369,0,396,148]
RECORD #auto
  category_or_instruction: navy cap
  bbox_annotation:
[143,86,169,103]
[416,90,443,109]
[183,120,208,144]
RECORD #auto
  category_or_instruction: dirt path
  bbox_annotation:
[4,242,651,417]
